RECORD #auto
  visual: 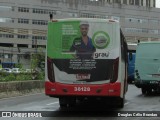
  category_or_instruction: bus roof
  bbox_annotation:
[50,18,119,23]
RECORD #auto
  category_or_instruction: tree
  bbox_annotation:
[31,48,45,79]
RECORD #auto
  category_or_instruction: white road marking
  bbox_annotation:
[47,101,59,106]
[124,102,129,105]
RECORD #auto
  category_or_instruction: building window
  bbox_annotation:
[80,13,108,19]
[32,36,46,40]
[0,34,14,38]
[0,6,12,11]
[32,20,48,25]
[18,18,29,24]
[18,7,29,12]
[32,8,56,15]
[17,35,29,39]
[3,54,12,59]
[0,18,14,23]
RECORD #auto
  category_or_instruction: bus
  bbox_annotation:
[128,52,135,83]
[135,42,160,94]
[127,43,137,83]
[45,18,128,108]
[1,62,16,68]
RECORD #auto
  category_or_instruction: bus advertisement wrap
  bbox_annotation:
[47,20,119,83]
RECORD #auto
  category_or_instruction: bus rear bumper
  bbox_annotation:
[45,81,121,97]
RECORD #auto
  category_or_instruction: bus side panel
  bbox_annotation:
[119,28,128,98]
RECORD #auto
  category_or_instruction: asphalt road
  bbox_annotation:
[0,84,160,120]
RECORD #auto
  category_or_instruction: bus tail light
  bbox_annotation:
[110,57,119,83]
[47,57,55,82]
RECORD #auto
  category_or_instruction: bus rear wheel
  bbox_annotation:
[147,89,152,94]
[59,97,76,108]
[59,97,68,108]
[117,97,124,108]
[68,98,76,107]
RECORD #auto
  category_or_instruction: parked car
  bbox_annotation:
[11,68,21,73]
[3,68,12,73]
[135,42,160,94]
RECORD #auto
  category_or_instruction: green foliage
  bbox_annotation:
[15,73,32,81]
[0,48,45,82]
[15,63,23,69]
[0,73,16,82]
[31,48,45,71]
[31,54,39,70]
[6,74,16,81]
[37,72,45,80]
[0,72,45,82]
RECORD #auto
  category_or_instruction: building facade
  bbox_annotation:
[0,0,159,68]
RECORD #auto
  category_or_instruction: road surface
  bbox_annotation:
[0,84,160,120]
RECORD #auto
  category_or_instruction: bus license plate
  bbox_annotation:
[76,74,90,79]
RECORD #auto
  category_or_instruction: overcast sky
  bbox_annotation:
[156,0,160,8]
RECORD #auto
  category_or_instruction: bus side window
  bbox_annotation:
[129,52,133,61]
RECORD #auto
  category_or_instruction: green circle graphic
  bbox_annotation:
[92,31,110,49]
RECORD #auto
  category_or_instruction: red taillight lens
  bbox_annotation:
[47,57,55,82]
[110,57,119,83]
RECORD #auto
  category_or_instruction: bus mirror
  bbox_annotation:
[129,52,132,60]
